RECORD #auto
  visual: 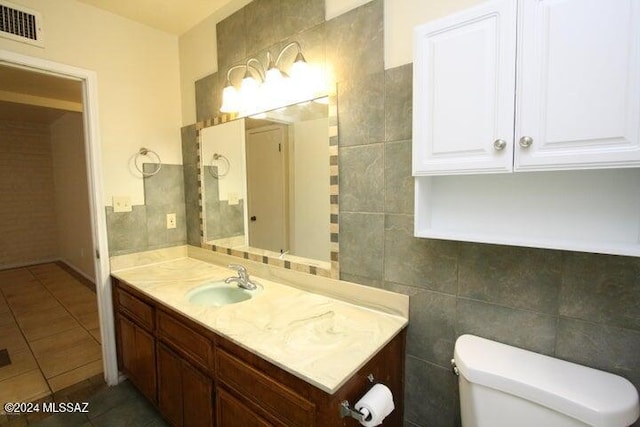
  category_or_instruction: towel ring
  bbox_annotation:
[134,147,162,177]
[208,153,230,179]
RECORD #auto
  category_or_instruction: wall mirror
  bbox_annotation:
[198,95,338,277]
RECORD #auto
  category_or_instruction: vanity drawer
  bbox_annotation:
[115,287,154,332]
[157,310,212,373]
[216,349,315,427]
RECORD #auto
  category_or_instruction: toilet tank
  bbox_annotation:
[453,335,640,427]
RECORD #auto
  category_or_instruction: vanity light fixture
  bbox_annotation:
[220,41,316,115]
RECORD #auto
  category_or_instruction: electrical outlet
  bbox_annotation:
[113,196,132,213]
[166,213,176,229]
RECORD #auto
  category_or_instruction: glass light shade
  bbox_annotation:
[265,67,293,110]
[220,84,240,113]
[240,75,260,112]
[290,53,309,80]
[265,66,284,85]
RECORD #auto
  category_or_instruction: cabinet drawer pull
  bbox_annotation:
[493,139,507,151]
[519,136,533,148]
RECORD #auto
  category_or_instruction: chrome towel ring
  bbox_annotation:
[208,153,230,179]
[134,147,162,177]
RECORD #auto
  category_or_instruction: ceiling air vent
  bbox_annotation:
[0,1,44,47]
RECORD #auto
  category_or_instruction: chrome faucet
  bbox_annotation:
[225,264,258,290]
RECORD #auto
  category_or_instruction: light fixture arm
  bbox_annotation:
[274,41,304,68]
[225,60,265,84]
[245,58,265,81]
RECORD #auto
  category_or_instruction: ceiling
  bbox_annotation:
[0,64,83,124]
[0,65,82,103]
[76,0,237,35]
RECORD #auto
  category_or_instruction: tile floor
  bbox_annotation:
[0,263,103,410]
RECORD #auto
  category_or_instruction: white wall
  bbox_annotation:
[50,112,95,280]
[0,0,182,206]
[200,119,246,202]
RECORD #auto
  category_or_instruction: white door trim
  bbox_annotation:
[0,49,118,386]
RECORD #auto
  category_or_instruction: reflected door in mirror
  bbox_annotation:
[246,124,288,254]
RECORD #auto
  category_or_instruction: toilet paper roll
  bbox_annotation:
[354,383,395,427]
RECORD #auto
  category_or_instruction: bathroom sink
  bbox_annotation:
[186,280,261,307]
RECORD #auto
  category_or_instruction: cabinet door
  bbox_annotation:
[515,0,640,171]
[158,343,214,427]
[216,387,273,427]
[116,314,157,403]
[182,362,214,427]
[117,313,135,374]
[157,343,184,427]
[413,0,517,175]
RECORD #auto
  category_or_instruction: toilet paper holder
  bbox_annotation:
[339,374,375,421]
[340,401,366,422]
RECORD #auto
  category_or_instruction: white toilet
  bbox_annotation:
[453,335,640,427]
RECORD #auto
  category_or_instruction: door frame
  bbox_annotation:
[0,49,118,386]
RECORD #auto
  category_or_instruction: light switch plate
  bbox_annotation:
[166,213,176,229]
[228,193,240,205]
[113,196,132,213]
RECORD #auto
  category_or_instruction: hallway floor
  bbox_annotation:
[0,263,103,409]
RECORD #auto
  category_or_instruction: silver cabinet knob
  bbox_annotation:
[519,136,533,148]
[493,139,507,151]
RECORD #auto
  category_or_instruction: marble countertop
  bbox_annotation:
[111,255,407,394]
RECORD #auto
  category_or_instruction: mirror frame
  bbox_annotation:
[194,93,339,279]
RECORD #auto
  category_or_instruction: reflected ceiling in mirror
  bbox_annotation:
[197,95,338,279]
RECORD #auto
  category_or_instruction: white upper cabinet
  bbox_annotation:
[515,0,640,171]
[413,0,517,174]
[413,0,640,176]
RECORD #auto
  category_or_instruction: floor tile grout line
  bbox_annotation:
[24,265,101,384]
[0,265,105,426]
[0,290,44,386]
[2,263,101,402]
[0,268,54,403]
[27,264,102,347]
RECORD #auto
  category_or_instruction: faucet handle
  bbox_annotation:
[227,264,248,279]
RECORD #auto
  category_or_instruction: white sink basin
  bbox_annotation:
[186,280,262,307]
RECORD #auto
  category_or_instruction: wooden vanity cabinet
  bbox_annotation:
[112,277,406,427]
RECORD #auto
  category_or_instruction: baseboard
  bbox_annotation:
[0,257,60,271]
[57,259,96,291]
[58,259,95,283]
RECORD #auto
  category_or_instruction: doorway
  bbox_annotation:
[0,50,116,408]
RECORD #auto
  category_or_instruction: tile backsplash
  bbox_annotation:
[105,163,187,256]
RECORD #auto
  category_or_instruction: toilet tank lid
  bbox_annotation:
[454,335,640,427]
